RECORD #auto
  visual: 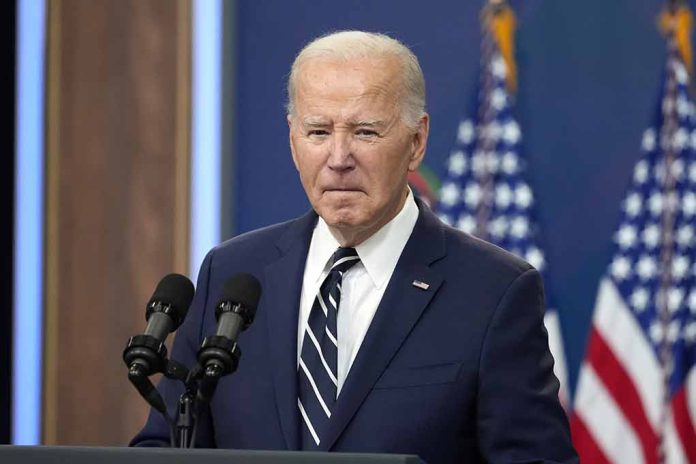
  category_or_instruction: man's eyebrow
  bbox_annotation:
[301,117,330,126]
[352,119,386,127]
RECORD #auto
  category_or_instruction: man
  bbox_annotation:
[132,31,578,463]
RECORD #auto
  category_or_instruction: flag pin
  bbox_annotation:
[412,280,430,290]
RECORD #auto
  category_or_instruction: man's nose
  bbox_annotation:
[327,133,355,171]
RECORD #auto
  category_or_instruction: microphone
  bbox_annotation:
[197,273,261,401]
[123,273,195,378]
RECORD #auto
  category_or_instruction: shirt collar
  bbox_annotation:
[307,189,419,289]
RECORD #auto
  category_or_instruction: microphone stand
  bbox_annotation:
[123,339,201,448]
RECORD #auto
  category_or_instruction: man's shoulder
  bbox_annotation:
[205,211,315,268]
[437,218,534,283]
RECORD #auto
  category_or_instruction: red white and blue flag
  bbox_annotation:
[571,29,696,464]
[435,6,570,407]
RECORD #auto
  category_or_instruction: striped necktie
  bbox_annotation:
[298,246,360,449]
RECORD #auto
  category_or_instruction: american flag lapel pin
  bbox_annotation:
[412,280,430,290]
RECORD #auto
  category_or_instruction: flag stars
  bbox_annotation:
[472,151,487,176]
[650,321,664,344]
[501,152,519,175]
[495,184,513,209]
[682,192,696,217]
[615,224,638,249]
[672,255,690,280]
[677,97,691,117]
[456,214,476,234]
[491,56,507,79]
[636,255,658,281]
[525,247,546,271]
[502,121,521,145]
[649,321,681,344]
[447,150,467,176]
[672,128,689,152]
[648,191,663,216]
[624,192,643,217]
[630,287,650,312]
[491,88,507,111]
[611,256,632,281]
[668,320,682,343]
[464,183,483,207]
[670,159,685,180]
[510,216,530,239]
[457,120,475,145]
[634,160,650,183]
[642,224,661,249]
[684,322,696,344]
[489,216,508,239]
[668,287,684,313]
[515,183,533,209]
[439,182,460,207]
[641,131,656,153]
[674,61,688,84]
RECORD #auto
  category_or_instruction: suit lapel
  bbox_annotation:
[320,203,447,451]
[264,210,317,450]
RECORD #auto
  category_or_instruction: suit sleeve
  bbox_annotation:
[129,249,217,447]
[477,268,578,464]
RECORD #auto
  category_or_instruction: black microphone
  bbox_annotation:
[123,273,195,377]
[197,273,261,401]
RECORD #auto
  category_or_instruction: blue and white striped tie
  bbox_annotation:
[298,247,360,448]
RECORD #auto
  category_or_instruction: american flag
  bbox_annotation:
[570,35,696,463]
[435,12,569,407]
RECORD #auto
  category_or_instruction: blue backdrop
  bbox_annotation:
[228,0,684,397]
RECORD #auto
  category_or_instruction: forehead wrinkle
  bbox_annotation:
[293,59,405,128]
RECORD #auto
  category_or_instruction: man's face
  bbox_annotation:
[288,56,429,245]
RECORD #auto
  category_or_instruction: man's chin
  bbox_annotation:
[317,206,365,229]
[322,213,362,229]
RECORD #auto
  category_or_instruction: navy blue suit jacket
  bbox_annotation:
[132,202,578,463]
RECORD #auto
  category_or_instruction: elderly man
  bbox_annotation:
[132,31,578,463]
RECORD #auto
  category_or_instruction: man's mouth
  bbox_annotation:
[324,187,362,193]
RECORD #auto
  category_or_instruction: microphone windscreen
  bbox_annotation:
[148,273,195,327]
[218,273,262,315]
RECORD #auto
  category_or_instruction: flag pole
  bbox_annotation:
[474,0,518,239]
[656,2,692,460]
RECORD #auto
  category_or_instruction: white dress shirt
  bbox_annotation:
[297,189,419,394]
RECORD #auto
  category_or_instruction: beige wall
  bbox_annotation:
[44,0,191,445]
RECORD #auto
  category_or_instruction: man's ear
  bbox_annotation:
[408,113,429,172]
[288,114,300,171]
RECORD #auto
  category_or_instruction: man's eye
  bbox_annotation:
[356,129,378,137]
[308,129,329,137]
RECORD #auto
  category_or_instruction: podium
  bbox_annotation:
[0,446,424,463]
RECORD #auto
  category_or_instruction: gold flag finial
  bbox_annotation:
[659,0,693,76]
[483,0,517,93]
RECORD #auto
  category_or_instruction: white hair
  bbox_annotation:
[286,30,426,129]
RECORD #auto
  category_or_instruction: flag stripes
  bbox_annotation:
[571,26,696,462]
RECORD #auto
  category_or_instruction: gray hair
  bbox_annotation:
[286,30,426,129]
